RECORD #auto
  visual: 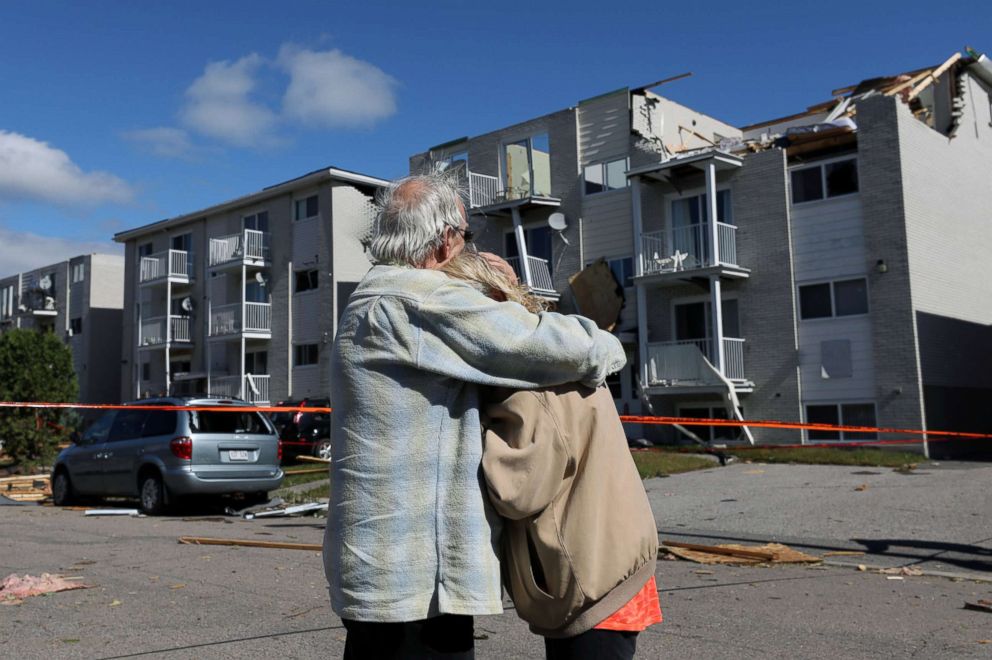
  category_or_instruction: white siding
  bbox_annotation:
[293,218,321,265]
[577,92,629,166]
[292,290,320,341]
[798,316,876,401]
[582,191,633,259]
[790,194,867,283]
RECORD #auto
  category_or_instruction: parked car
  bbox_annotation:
[270,398,331,460]
[51,397,283,514]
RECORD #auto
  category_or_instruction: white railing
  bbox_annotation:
[208,229,269,267]
[640,222,739,275]
[506,256,555,293]
[140,316,166,346]
[210,374,270,403]
[244,302,271,332]
[170,315,191,343]
[243,374,270,404]
[140,249,191,283]
[646,337,746,385]
[469,172,503,208]
[210,302,271,336]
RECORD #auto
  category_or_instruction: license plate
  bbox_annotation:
[228,450,250,461]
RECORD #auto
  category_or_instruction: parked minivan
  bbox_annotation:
[51,397,283,514]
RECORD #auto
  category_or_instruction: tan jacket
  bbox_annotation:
[482,384,659,638]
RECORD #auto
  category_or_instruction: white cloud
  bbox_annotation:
[0,226,122,277]
[279,46,398,128]
[122,127,195,158]
[0,131,133,206]
[179,54,279,147]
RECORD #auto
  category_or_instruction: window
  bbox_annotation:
[591,257,634,288]
[138,242,154,258]
[141,362,151,381]
[142,411,177,438]
[505,226,553,263]
[243,210,269,232]
[108,409,148,443]
[799,278,868,319]
[503,133,551,199]
[245,351,268,374]
[170,360,191,375]
[71,263,85,283]
[0,285,14,319]
[294,344,319,367]
[584,158,629,195]
[69,318,82,335]
[806,403,876,441]
[188,411,270,434]
[790,158,859,204]
[295,269,319,293]
[294,195,319,221]
[679,406,742,442]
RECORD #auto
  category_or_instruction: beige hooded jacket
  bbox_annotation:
[482,383,659,638]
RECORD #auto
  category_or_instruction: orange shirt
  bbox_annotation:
[594,576,663,632]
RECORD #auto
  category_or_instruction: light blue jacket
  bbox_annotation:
[323,265,626,622]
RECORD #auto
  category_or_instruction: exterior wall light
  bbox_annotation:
[876,259,888,274]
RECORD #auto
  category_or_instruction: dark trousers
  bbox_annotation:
[342,615,475,659]
[544,629,638,660]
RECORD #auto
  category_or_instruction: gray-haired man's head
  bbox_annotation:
[368,172,469,268]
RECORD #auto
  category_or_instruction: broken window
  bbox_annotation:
[791,158,859,204]
[294,269,319,293]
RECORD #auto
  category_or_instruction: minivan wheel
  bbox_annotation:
[52,470,74,506]
[314,439,332,461]
[139,473,167,515]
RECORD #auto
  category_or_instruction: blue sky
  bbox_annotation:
[0,0,987,273]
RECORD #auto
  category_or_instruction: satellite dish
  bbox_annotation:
[254,271,268,286]
[38,275,52,292]
[548,212,570,245]
[181,297,194,313]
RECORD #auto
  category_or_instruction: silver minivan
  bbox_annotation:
[51,397,284,514]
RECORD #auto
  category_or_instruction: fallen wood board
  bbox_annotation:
[84,509,141,516]
[662,541,821,566]
[282,467,329,476]
[0,474,50,484]
[823,550,866,557]
[295,456,331,464]
[964,599,992,614]
[178,536,322,551]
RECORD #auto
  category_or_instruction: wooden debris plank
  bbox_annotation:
[295,456,331,464]
[884,69,935,96]
[178,536,322,551]
[663,540,777,561]
[282,467,329,476]
[907,53,962,101]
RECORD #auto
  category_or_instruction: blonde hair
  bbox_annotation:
[442,252,550,314]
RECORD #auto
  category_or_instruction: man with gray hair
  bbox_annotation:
[324,172,625,658]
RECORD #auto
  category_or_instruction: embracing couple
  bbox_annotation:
[322,172,661,659]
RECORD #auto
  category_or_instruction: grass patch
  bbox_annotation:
[733,447,925,467]
[631,451,718,479]
[281,468,330,489]
[282,484,329,504]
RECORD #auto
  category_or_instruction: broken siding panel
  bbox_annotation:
[798,316,876,401]
[582,191,633,259]
[578,92,630,166]
[790,195,868,283]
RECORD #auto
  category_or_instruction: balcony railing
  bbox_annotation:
[208,229,269,267]
[139,315,191,346]
[210,302,271,337]
[646,337,746,386]
[140,250,191,283]
[506,255,555,293]
[211,374,270,404]
[641,222,739,275]
[469,172,503,208]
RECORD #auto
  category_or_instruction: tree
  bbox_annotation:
[0,329,78,467]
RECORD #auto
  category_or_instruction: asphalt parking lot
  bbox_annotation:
[2,462,991,659]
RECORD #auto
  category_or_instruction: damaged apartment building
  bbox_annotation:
[113,167,386,405]
[410,48,992,458]
[0,254,124,403]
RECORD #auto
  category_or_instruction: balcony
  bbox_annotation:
[212,374,270,404]
[209,302,272,339]
[506,255,557,297]
[138,315,192,348]
[638,223,747,286]
[209,229,270,269]
[467,172,560,213]
[645,337,751,393]
[140,250,191,285]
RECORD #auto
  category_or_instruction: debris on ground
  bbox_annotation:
[854,484,869,492]
[964,599,992,614]
[84,509,141,516]
[823,550,866,557]
[224,496,284,517]
[661,541,821,565]
[244,502,327,520]
[177,536,322,551]
[1,573,89,604]
[296,456,331,464]
[879,566,924,577]
[893,463,919,474]
[0,474,51,502]
[282,467,329,476]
